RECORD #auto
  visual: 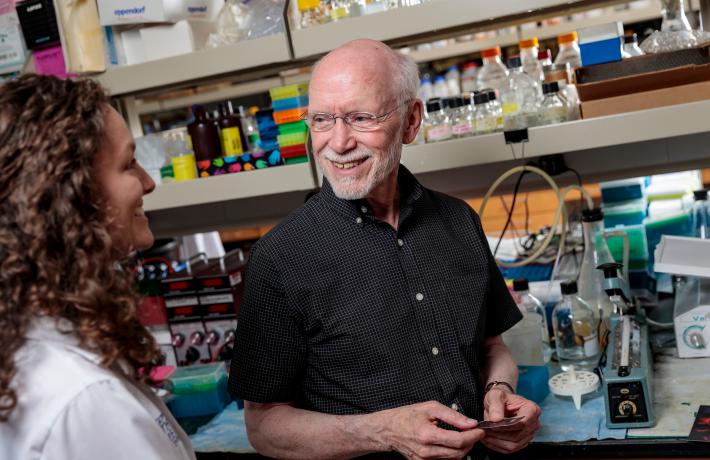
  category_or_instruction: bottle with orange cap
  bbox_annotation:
[555,32,582,69]
[519,37,542,81]
[476,47,509,96]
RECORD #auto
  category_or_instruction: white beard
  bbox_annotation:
[317,129,403,200]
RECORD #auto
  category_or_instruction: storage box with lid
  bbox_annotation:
[166,362,230,418]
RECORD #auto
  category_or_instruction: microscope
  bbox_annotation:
[597,263,655,429]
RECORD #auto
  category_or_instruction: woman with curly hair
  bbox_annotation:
[0,74,195,460]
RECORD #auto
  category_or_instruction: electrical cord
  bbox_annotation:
[480,166,595,268]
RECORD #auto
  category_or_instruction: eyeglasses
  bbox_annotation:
[303,100,411,132]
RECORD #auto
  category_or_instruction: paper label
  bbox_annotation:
[0,12,26,72]
[171,154,197,181]
[452,123,472,136]
[426,125,452,142]
[475,117,496,133]
[502,102,519,115]
[221,127,244,156]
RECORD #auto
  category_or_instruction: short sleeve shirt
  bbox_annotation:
[230,165,521,423]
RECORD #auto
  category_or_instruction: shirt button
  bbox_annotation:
[415,293,424,301]
[360,206,368,213]
[432,347,440,356]
[451,403,459,411]
[355,217,363,224]
[397,238,404,247]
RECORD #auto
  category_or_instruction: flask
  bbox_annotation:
[543,64,580,121]
[552,280,600,371]
[577,208,616,339]
[476,47,509,95]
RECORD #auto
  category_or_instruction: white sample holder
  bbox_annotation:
[548,366,600,410]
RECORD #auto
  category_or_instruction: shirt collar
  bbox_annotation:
[25,316,133,375]
[319,164,424,224]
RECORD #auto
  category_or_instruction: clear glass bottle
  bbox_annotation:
[433,75,449,99]
[418,77,434,102]
[445,65,461,97]
[501,56,542,130]
[661,0,691,31]
[423,98,452,143]
[553,280,600,371]
[477,47,509,96]
[297,0,329,29]
[622,33,645,57]
[473,92,497,135]
[692,189,709,239]
[238,105,261,153]
[460,62,479,93]
[538,49,553,68]
[485,89,504,132]
[577,208,616,338]
[555,32,582,69]
[449,96,474,139]
[329,0,350,21]
[539,81,568,126]
[543,64,580,121]
[513,278,552,363]
[519,37,542,81]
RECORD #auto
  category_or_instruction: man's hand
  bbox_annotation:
[481,389,541,454]
[381,401,485,460]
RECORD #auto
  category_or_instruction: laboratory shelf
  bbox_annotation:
[404,1,663,63]
[402,101,710,174]
[97,33,292,96]
[289,0,614,59]
[145,162,316,212]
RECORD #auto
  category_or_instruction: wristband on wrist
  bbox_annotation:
[484,380,515,394]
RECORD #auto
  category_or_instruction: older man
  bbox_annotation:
[229,39,541,460]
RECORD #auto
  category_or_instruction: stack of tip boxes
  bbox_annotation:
[270,83,310,165]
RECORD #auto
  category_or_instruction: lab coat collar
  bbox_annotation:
[24,316,134,377]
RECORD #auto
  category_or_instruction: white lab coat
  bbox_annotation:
[0,317,196,460]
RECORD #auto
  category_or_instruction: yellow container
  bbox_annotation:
[172,154,198,181]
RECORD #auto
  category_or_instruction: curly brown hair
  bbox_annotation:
[0,74,163,421]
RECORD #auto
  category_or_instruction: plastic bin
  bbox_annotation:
[644,210,693,267]
[269,83,309,101]
[278,120,308,135]
[166,363,230,419]
[272,95,309,111]
[600,178,646,203]
[603,199,647,227]
[278,131,308,147]
[273,107,307,125]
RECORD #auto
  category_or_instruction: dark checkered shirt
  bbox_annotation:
[229,165,521,458]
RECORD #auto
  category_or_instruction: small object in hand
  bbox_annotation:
[477,416,524,430]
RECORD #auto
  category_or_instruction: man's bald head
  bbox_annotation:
[310,39,419,106]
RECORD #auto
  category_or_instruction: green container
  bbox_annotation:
[278,120,308,135]
[284,156,309,165]
[166,363,229,418]
[278,131,308,147]
[605,224,649,271]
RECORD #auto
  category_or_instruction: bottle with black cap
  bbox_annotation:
[484,89,504,131]
[552,280,600,371]
[473,91,496,135]
[423,98,452,143]
[692,189,709,239]
[578,207,615,339]
[449,96,474,139]
[512,278,551,363]
[539,81,567,126]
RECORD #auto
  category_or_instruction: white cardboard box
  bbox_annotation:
[140,20,195,61]
[97,0,185,26]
